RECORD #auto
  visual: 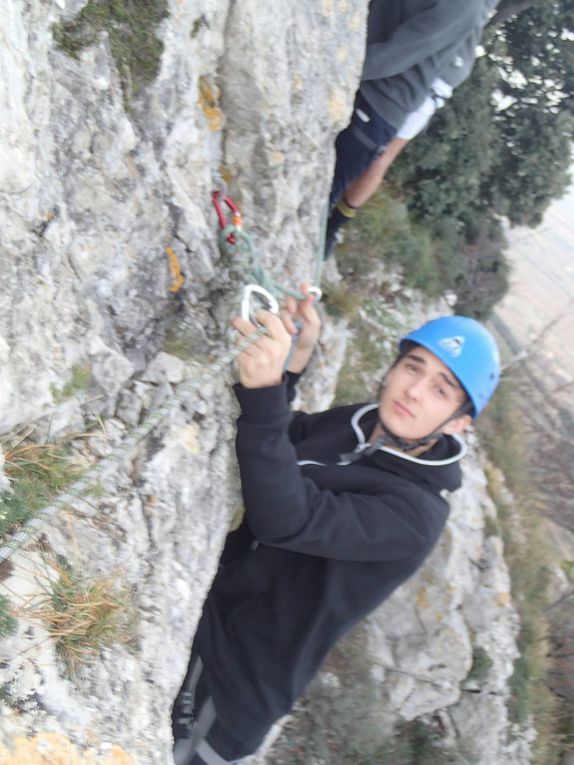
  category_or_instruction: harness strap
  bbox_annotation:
[197,738,239,765]
[174,692,217,765]
[173,657,240,765]
[190,698,217,755]
[173,656,205,744]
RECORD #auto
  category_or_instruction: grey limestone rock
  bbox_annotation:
[0,1,533,764]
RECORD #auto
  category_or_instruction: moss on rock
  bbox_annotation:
[53,0,169,98]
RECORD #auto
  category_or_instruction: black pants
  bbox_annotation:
[329,91,397,208]
[172,651,249,764]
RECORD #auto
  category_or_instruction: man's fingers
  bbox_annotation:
[300,299,320,322]
[252,310,289,341]
[284,295,297,315]
[279,307,298,336]
[231,316,261,337]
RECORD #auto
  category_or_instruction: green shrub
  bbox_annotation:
[50,364,91,404]
[479,383,562,762]
[321,284,362,320]
[0,595,16,639]
[338,189,444,299]
[0,438,82,539]
[483,513,502,538]
[359,719,478,765]
[337,186,508,317]
[333,321,385,406]
[466,645,494,685]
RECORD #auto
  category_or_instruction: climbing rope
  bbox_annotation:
[0,328,266,564]
[0,192,327,564]
[212,191,324,304]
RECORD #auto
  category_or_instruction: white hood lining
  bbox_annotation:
[297,403,467,468]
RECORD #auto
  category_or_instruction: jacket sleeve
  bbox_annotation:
[285,370,301,404]
[362,2,479,81]
[234,382,442,562]
[285,370,323,444]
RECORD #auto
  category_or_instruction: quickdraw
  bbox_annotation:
[0,191,326,564]
[211,191,324,305]
[212,191,243,246]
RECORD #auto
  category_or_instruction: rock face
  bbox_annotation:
[358,451,528,764]
[0,0,365,435]
[0,1,365,762]
[0,2,532,765]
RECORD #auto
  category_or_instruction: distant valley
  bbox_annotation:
[492,182,574,410]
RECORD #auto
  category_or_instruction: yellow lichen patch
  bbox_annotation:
[496,591,512,607]
[416,586,429,610]
[327,90,348,125]
[337,0,349,12]
[101,747,135,765]
[292,73,303,92]
[198,75,225,132]
[180,424,200,455]
[268,151,285,168]
[348,11,362,31]
[0,733,135,765]
[321,0,333,17]
[218,165,234,186]
[336,46,347,64]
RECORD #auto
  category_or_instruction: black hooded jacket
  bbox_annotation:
[196,372,464,753]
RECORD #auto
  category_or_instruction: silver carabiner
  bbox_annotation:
[240,284,280,323]
[307,286,323,302]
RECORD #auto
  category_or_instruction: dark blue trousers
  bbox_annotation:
[329,91,397,208]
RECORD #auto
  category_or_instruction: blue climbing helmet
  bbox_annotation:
[399,316,501,418]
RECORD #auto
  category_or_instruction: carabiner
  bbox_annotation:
[241,284,280,323]
[212,191,243,245]
[307,286,323,302]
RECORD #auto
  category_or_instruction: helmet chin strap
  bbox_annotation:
[365,417,449,454]
[365,418,442,454]
[338,401,470,465]
[365,394,472,456]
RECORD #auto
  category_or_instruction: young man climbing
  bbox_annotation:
[172,289,500,765]
[326,0,500,258]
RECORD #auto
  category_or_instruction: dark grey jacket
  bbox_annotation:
[195,373,465,754]
[360,0,498,128]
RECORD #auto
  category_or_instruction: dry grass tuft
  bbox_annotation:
[0,429,84,539]
[17,556,135,674]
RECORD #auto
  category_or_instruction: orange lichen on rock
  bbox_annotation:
[198,75,225,132]
[217,165,234,186]
[415,585,429,610]
[0,732,135,765]
[165,246,185,292]
[496,591,512,607]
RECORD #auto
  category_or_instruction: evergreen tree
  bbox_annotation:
[387,0,573,315]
